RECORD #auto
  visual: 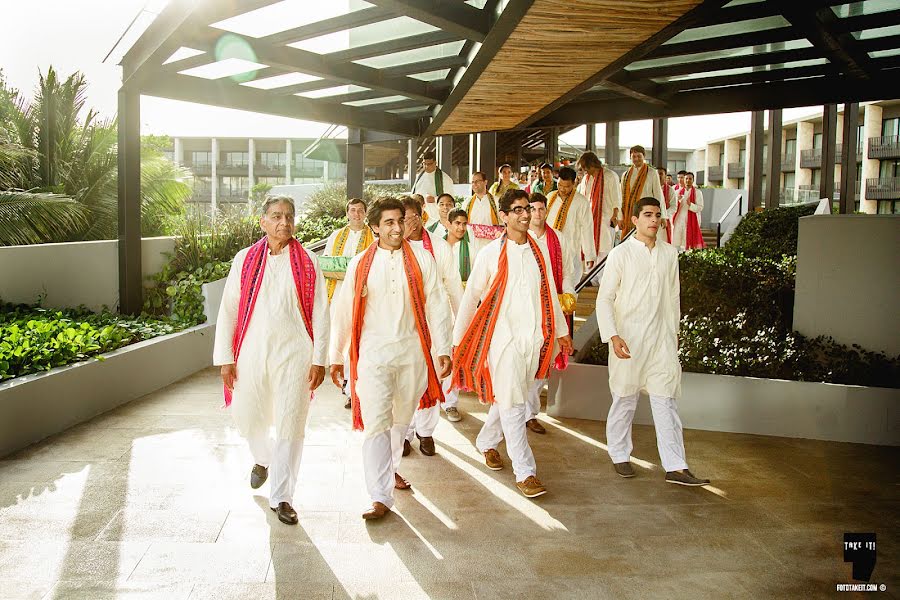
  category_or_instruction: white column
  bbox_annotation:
[323,160,330,181]
[285,139,293,184]
[211,138,218,218]
[860,103,882,214]
[173,137,183,166]
[248,138,256,212]
[796,121,814,200]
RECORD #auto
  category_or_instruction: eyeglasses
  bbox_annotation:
[504,205,534,215]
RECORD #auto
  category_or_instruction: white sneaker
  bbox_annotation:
[445,407,462,422]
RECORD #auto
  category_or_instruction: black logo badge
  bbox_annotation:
[844,533,876,582]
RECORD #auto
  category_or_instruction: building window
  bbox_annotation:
[221,176,250,197]
[257,176,285,186]
[879,160,900,178]
[738,148,746,164]
[192,176,211,196]
[294,154,325,177]
[225,152,249,167]
[666,159,686,174]
[810,169,821,187]
[718,151,725,166]
[191,151,212,166]
[785,139,797,156]
[260,152,287,168]
[813,133,823,149]
[882,118,900,138]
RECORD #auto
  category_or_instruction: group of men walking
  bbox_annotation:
[213,148,709,526]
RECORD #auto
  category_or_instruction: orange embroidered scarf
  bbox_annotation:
[326,225,374,302]
[547,189,575,231]
[452,235,555,404]
[348,240,444,431]
[587,170,606,254]
[465,193,499,225]
[622,164,649,237]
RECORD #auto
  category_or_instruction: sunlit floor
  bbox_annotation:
[0,367,897,600]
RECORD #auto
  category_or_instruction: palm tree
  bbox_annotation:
[0,67,193,245]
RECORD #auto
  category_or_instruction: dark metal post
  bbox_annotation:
[820,103,838,203]
[765,109,783,209]
[477,132,497,183]
[586,123,596,154]
[117,87,142,315]
[437,135,452,175]
[605,121,619,166]
[346,128,364,200]
[839,102,860,214]
[545,128,559,167]
[652,118,668,170]
[748,110,765,212]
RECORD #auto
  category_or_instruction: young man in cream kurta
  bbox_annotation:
[402,197,463,457]
[546,166,596,283]
[441,208,472,423]
[619,146,664,239]
[214,196,330,525]
[595,197,710,486]
[576,151,622,261]
[426,193,456,239]
[454,190,572,498]
[330,198,452,519]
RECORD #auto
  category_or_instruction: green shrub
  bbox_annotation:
[296,214,346,244]
[302,182,409,221]
[724,203,816,259]
[0,303,188,381]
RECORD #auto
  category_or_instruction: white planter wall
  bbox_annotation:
[548,362,900,446]
[0,237,176,312]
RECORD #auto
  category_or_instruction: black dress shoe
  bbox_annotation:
[402,439,412,457]
[271,502,299,525]
[250,464,268,489]
[417,434,436,456]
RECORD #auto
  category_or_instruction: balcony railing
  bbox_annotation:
[800,148,821,168]
[868,136,900,159]
[781,153,795,172]
[866,177,900,200]
[835,143,863,163]
[707,165,723,181]
[727,162,744,179]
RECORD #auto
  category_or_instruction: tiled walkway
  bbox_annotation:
[0,367,897,599]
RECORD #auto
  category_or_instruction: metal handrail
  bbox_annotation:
[306,237,328,254]
[575,229,636,293]
[716,193,744,247]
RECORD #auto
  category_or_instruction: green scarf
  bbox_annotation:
[414,168,444,196]
[445,231,471,282]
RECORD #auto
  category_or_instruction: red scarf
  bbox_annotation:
[587,170,605,254]
[673,187,706,249]
[452,235,555,404]
[225,237,316,406]
[348,241,444,430]
[664,183,673,243]
[420,228,434,256]
[544,226,564,294]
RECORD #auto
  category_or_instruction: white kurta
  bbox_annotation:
[577,168,622,256]
[412,169,455,200]
[323,226,369,312]
[453,238,568,410]
[528,226,575,295]
[409,234,463,315]
[621,164,664,207]
[426,219,448,239]
[671,187,704,250]
[329,245,452,435]
[595,237,681,399]
[546,189,597,278]
[448,237,473,282]
[214,246,330,440]
[466,193,500,258]
[658,185,676,244]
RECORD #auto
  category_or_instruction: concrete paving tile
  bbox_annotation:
[96,507,229,542]
[0,540,150,583]
[188,582,333,600]
[0,583,53,600]
[472,577,619,600]
[0,503,114,541]
[216,509,341,544]
[44,580,194,600]
[601,571,753,600]
[127,541,271,583]
[334,580,475,600]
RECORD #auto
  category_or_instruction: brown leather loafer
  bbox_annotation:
[271,502,298,525]
[402,439,412,457]
[394,472,411,490]
[250,464,268,489]
[516,476,547,498]
[484,448,504,471]
[526,418,546,434]
[417,434,436,456]
[613,462,636,478]
[362,502,391,520]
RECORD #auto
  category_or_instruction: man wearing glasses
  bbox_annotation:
[453,190,573,498]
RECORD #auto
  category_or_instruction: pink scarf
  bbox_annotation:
[225,236,316,406]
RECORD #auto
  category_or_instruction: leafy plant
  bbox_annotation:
[302,182,408,221]
[724,202,816,259]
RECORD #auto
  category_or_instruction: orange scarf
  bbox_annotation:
[348,240,444,431]
[547,189,575,230]
[465,193,499,225]
[452,235,555,404]
[622,164,649,237]
[587,170,606,254]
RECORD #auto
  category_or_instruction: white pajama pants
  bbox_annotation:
[363,424,408,508]
[442,377,459,410]
[406,404,440,441]
[246,433,305,509]
[606,392,689,473]
[526,379,545,421]
[475,402,537,483]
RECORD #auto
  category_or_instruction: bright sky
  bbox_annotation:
[2,0,824,147]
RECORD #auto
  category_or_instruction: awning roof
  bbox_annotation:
[122,0,900,138]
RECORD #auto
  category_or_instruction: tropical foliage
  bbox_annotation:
[0,67,193,245]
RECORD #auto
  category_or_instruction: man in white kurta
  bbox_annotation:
[524,194,576,434]
[425,193,456,239]
[402,197,463,456]
[454,191,571,498]
[214,196,329,525]
[576,151,622,260]
[412,151,455,223]
[330,198,452,519]
[465,171,502,258]
[671,172,705,251]
[619,146,664,239]
[595,197,710,486]
[441,208,472,423]
[546,166,596,283]
[322,198,373,308]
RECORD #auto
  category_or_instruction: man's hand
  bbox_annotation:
[437,355,452,379]
[557,335,574,356]
[611,335,631,359]
[330,364,344,388]
[221,364,237,391]
[308,365,325,392]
